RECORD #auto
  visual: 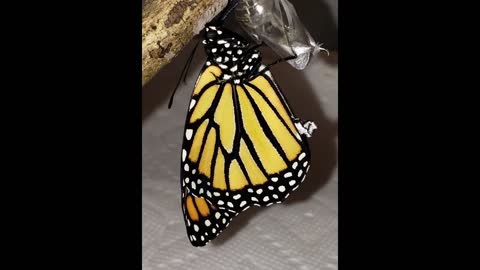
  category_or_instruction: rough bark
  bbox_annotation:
[142,0,228,86]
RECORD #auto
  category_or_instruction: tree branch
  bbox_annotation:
[142,0,228,86]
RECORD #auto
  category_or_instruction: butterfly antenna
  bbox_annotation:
[183,40,200,83]
[168,40,201,109]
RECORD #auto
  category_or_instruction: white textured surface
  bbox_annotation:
[143,9,337,269]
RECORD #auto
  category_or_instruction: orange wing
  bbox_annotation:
[181,185,233,246]
[180,65,311,214]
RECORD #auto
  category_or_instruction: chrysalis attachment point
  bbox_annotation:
[235,0,328,70]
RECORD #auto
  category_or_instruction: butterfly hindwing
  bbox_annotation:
[181,185,234,247]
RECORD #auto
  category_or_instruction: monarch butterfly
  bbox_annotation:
[176,0,317,246]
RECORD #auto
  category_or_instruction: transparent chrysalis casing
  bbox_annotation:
[235,0,328,70]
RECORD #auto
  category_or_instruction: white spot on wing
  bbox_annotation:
[189,99,196,110]
[182,149,187,161]
[186,129,193,140]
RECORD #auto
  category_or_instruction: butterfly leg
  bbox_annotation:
[262,54,298,71]
[216,0,240,24]
[246,54,298,80]
[293,118,317,138]
[247,41,266,52]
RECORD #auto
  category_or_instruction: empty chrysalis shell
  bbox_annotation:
[235,0,328,70]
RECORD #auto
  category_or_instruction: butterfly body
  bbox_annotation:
[180,23,315,247]
[203,25,262,84]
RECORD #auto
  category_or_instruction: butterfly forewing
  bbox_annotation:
[181,64,311,213]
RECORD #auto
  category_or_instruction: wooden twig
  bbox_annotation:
[142,0,228,86]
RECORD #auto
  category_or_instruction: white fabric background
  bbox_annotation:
[142,1,337,269]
